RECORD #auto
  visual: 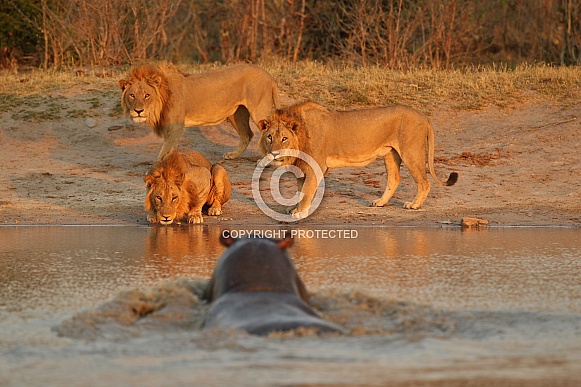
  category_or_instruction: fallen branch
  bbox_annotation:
[534,115,577,129]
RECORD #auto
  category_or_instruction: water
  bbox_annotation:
[2,226,580,313]
[1,226,580,386]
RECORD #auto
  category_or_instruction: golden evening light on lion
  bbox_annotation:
[258,102,458,218]
[144,149,231,225]
[119,63,280,160]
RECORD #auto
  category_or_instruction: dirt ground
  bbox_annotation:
[0,81,580,227]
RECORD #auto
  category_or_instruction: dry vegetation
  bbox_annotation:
[1,61,580,118]
[2,0,581,68]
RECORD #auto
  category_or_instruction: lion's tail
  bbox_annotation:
[427,122,458,187]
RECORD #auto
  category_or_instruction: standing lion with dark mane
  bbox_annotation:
[119,63,280,160]
[144,149,231,225]
[258,102,458,219]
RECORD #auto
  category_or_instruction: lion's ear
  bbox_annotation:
[118,79,131,91]
[174,173,185,186]
[258,119,271,132]
[148,74,163,88]
[144,173,156,188]
[289,121,300,132]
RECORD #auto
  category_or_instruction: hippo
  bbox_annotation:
[202,235,346,335]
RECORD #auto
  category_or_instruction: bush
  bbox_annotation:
[2,0,580,68]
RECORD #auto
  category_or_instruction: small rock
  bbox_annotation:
[461,217,489,228]
[84,118,97,128]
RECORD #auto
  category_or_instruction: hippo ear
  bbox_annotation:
[258,119,270,132]
[277,236,293,250]
[220,233,237,247]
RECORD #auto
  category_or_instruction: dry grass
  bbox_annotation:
[262,61,581,112]
[1,62,580,117]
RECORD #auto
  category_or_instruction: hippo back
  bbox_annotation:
[201,236,346,335]
[203,237,308,302]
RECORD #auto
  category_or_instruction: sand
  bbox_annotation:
[0,76,579,227]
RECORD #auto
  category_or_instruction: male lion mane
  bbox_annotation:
[144,149,229,224]
[119,64,176,136]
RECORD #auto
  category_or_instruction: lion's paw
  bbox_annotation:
[147,214,158,223]
[223,151,241,160]
[208,206,222,216]
[403,202,421,210]
[371,199,387,207]
[289,206,310,219]
[188,213,204,224]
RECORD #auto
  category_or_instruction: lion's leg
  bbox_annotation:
[158,124,185,161]
[187,169,212,223]
[403,156,431,210]
[207,164,232,216]
[188,191,207,223]
[372,149,402,207]
[224,106,253,160]
[187,205,204,224]
[291,168,323,219]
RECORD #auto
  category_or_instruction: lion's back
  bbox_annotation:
[152,149,212,181]
[275,102,432,164]
[180,149,212,171]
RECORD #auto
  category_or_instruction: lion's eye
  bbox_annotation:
[129,94,135,99]
[144,93,150,99]
[267,134,272,142]
[155,196,162,202]
[281,137,288,142]
[172,195,178,202]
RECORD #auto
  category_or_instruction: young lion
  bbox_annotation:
[144,149,231,225]
[258,102,458,218]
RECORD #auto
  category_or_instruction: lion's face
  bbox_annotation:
[119,79,157,124]
[258,118,301,165]
[144,172,188,225]
[119,65,169,130]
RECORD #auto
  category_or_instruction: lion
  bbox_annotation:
[258,102,458,218]
[144,149,231,225]
[118,63,280,160]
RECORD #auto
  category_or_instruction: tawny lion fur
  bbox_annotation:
[119,63,280,160]
[144,149,231,225]
[258,102,458,218]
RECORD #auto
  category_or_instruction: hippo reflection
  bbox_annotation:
[202,235,346,335]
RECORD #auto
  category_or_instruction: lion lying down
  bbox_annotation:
[258,102,458,219]
[118,63,279,161]
[144,149,231,225]
[202,235,346,335]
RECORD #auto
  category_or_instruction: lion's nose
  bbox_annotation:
[270,151,280,158]
[134,109,144,115]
